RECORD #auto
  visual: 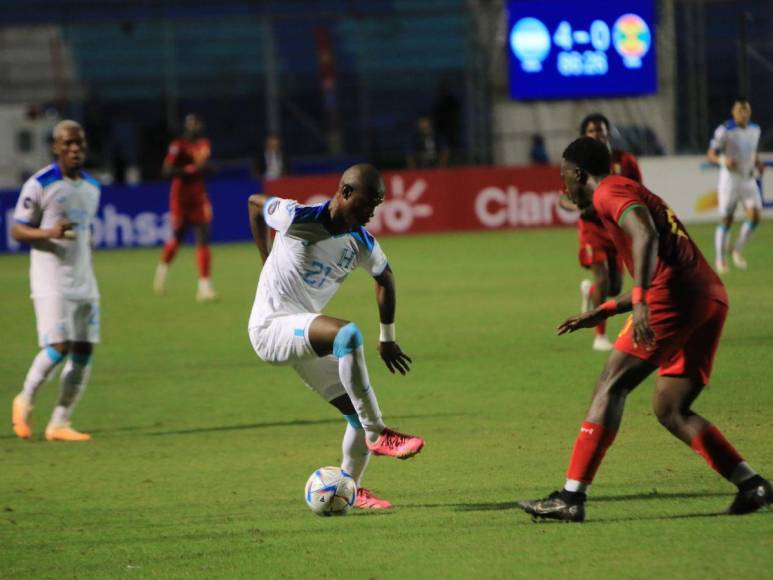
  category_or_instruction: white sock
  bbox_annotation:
[715,224,729,263]
[730,461,757,486]
[564,479,589,494]
[341,422,371,486]
[20,348,65,404]
[734,221,756,253]
[198,277,213,292]
[338,347,385,442]
[50,356,91,426]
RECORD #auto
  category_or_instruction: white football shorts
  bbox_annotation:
[248,313,347,402]
[33,297,100,347]
[718,173,762,217]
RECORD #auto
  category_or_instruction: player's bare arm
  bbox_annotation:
[755,153,765,175]
[708,147,737,171]
[374,266,412,375]
[619,205,658,349]
[11,218,75,242]
[247,194,272,262]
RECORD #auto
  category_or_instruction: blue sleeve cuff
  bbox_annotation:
[262,196,277,222]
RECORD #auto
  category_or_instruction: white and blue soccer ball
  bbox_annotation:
[304,466,357,516]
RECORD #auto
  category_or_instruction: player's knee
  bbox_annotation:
[652,397,684,432]
[329,394,356,416]
[332,322,364,357]
[49,342,70,357]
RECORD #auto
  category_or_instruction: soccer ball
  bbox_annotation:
[304,466,357,516]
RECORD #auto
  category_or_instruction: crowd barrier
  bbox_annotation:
[1,160,771,254]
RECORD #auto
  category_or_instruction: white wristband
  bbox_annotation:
[379,323,396,342]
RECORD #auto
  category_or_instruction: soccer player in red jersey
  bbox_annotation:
[576,113,642,352]
[518,137,771,522]
[154,114,218,302]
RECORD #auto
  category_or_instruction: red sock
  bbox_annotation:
[196,244,211,278]
[566,421,618,484]
[691,425,744,480]
[595,320,607,336]
[161,239,179,264]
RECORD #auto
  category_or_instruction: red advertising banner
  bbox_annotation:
[265,165,578,235]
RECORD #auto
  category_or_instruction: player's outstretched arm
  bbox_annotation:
[247,194,272,263]
[557,291,634,336]
[374,266,412,375]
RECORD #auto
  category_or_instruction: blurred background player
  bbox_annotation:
[153,113,218,302]
[707,97,764,273]
[574,113,642,351]
[255,133,285,184]
[405,116,449,169]
[247,164,425,509]
[10,120,100,442]
[518,138,771,523]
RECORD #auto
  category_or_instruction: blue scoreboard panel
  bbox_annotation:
[507,0,656,100]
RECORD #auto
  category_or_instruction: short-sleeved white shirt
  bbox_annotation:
[248,197,388,330]
[13,164,101,300]
[709,120,761,180]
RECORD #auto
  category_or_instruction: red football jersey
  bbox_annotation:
[164,137,210,203]
[592,176,727,304]
[578,149,642,247]
[610,149,642,183]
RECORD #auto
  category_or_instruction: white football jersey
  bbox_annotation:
[248,197,388,330]
[710,120,761,179]
[13,164,100,300]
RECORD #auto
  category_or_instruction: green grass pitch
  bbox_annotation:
[1,224,771,578]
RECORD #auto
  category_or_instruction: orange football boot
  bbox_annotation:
[45,423,91,442]
[12,395,32,439]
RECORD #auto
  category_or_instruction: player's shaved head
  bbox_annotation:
[563,137,611,177]
[51,120,87,176]
[340,164,384,199]
[328,164,385,229]
[53,120,84,141]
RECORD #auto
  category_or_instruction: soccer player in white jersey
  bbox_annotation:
[707,97,765,273]
[11,120,100,442]
[247,164,425,509]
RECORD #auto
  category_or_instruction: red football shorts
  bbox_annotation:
[577,218,621,269]
[614,295,728,385]
[170,199,212,229]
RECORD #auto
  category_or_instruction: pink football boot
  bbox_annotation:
[366,427,425,459]
[355,488,393,509]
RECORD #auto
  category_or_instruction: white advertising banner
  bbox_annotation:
[639,155,773,224]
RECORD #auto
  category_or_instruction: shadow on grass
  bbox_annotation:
[406,491,737,513]
[143,411,469,437]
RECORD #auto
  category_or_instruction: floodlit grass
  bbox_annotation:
[1,224,771,578]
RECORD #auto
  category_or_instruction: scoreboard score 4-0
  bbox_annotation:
[507,0,656,100]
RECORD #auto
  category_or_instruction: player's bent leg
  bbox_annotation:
[732,206,760,270]
[46,341,92,442]
[14,341,69,439]
[194,223,218,302]
[329,397,391,510]
[653,375,772,514]
[155,224,187,295]
[309,316,424,460]
[715,214,733,274]
[517,351,655,523]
